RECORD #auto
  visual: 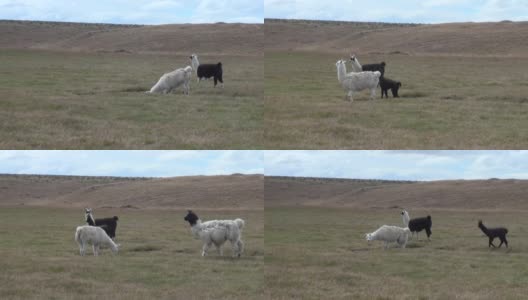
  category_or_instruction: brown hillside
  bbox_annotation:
[265,176,528,210]
[0,174,263,210]
[265,19,528,57]
[0,20,263,56]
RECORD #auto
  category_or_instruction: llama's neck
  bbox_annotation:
[191,220,204,238]
[192,58,200,70]
[479,223,489,235]
[353,57,362,68]
[402,212,410,227]
[336,62,346,83]
[105,235,119,252]
[86,214,95,226]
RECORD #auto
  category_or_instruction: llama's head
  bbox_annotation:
[84,208,95,224]
[184,210,199,226]
[365,233,373,242]
[111,243,120,254]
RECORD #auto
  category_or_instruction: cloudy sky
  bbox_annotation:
[0,151,263,177]
[265,0,528,23]
[0,0,263,24]
[265,151,528,181]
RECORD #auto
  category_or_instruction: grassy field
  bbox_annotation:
[0,49,262,149]
[265,207,528,299]
[265,51,528,149]
[0,207,264,299]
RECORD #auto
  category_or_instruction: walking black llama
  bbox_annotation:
[478,220,508,248]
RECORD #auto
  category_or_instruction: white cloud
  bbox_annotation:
[265,151,528,181]
[0,0,263,24]
[0,151,263,177]
[265,0,527,23]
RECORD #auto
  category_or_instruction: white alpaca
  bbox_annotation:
[366,225,411,249]
[335,60,380,101]
[147,66,192,95]
[184,210,244,257]
[75,225,119,256]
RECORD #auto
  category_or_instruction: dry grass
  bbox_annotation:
[0,49,263,149]
[265,207,528,299]
[0,207,263,300]
[264,51,528,149]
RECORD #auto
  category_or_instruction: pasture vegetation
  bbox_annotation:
[265,207,528,299]
[0,207,264,299]
[0,49,263,149]
[265,51,528,149]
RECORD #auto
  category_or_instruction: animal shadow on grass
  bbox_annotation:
[405,243,425,249]
[119,86,150,93]
[129,245,162,252]
[404,91,428,98]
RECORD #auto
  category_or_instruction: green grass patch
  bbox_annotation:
[265,207,528,299]
[0,207,264,299]
[265,51,528,149]
[0,49,263,149]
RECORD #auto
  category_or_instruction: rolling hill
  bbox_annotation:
[265,19,528,57]
[0,20,263,56]
[265,176,528,210]
[0,174,263,209]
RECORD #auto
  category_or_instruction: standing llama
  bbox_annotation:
[335,59,380,101]
[75,225,119,256]
[478,220,508,248]
[184,210,244,257]
[190,54,224,88]
[401,210,432,240]
[85,208,119,240]
[349,54,386,77]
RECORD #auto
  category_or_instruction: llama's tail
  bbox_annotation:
[113,216,119,221]
[75,226,82,243]
[505,228,509,234]
[234,218,245,230]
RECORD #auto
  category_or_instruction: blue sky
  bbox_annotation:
[0,0,263,24]
[265,0,528,23]
[0,151,263,177]
[265,151,528,181]
[2,151,528,181]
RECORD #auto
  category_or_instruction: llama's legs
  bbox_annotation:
[498,239,504,248]
[93,244,98,256]
[489,237,496,248]
[202,242,212,256]
[235,240,244,257]
[348,91,354,102]
[504,236,508,248]
[370,88,376,100]
[215,245,223,256]
[79,243,85,256]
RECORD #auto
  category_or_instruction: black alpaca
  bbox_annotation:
[401,210,432,240]
[478,220,508,248]
[379,77,402,98]
[85,208,119,239]
[350,55,386,78]
[197,62,223,87]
